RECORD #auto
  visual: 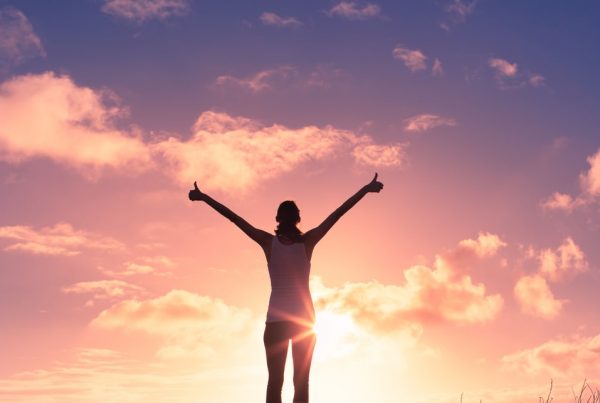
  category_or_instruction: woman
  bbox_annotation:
[188,174,384,403]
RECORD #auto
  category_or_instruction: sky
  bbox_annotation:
[1,0,600,402]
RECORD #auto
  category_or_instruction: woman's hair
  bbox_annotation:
[275,200,303,242]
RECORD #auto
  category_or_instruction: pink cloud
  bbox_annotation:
[0,72,152,177]
[259,12,302,28]
[327,1,381,20]
[352,143,407,167]
[513,274,564,319]
[100,255,174,277]
[541,192,578,213]
[0,222,124,256]
[503,333,600,378]
[153,111,403,192]
[0,6,45,68]
[62,280,145,306]
[488,58,518,78]
[102,0,189,22]
[393,45,427,72]
[313,233,505,334]
[404,114,457,133]
[538,237,588,282]
[581,148,600,196]
[215,65,298,92]
[544,148,600,212]
[92,289,254,358]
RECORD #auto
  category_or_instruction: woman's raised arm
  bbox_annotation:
[304,173,383,248]
[189,182,272,247]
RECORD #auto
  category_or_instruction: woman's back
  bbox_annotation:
[266,236,314,324]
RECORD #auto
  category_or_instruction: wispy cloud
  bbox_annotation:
[215,65,298,92]
[0,6,45,69]
[327,1,382,20]
[441,0,478,30]
[62,280,145,307]
[489,57,518,78]
[215,64,348,92]
[392,45,427,72]
[259,12,302,28]
[102,0,189,22]
[503,332,600,377]
[100,255,174,277]
[404,114,457,133]
[0,72,152,177]
[488,57,545,89]
[0,223,123,256]
[153,111,404,192]
[352,143,407,167]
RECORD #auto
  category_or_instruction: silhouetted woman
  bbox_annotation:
[188,174,383,403]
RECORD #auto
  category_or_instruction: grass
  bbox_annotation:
[458,380,600,403]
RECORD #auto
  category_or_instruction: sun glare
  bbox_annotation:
[313,310,361,359]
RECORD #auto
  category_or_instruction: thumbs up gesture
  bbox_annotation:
[188,181,205,201]
[364,173,384,193]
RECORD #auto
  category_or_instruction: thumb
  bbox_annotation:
[194,181,199,191]
[372,173,378,182]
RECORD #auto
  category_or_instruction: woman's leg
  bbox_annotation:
[291,326,316,403]
[264,322,289,403]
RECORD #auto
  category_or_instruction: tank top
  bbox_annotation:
[266,236,315,324]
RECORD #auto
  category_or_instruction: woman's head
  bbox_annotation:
[275,200,302,241]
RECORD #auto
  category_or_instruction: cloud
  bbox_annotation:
[529,74,545,87]
[352,143,407,167]
[0,72,152,177]
[392,45,427,72]
[62,280,145,306]
[0,72,403,192]
[327,1,382,20]
[215,64,348,92]
[215,66,298,92]
[0,6,45,69]
[514,238,587,319]
[580,148,600,196]
[503,333,600,378]
[541,192,578,213]
[100,255,174,277]
[513,275,564,319]
[259,12,302,28]
[544,148,600,212]
[441,0,477,30]
[92,289,254,358]
[102,0,189,22]
[153,111,404,192]
[313,233,505,335]
[488,58,518,78]
[403,114,457,133]
[0,223,123,256]
[538,237,588,282]
[432,58,444,77]
[488,57,545,89]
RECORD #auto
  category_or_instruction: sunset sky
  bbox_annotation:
[1,1,600,402]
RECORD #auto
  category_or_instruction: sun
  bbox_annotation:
[313,310,361,359]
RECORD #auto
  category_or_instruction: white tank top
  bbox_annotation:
[266,236,315,324]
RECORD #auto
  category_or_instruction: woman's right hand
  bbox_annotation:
[188,181,205,201]
[364,173,384,193]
